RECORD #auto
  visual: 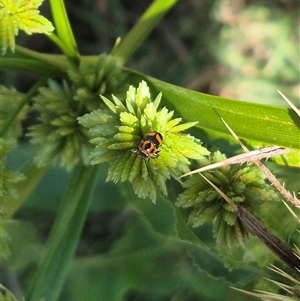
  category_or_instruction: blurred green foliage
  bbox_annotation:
[1,0,299,300]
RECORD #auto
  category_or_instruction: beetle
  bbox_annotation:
[134,131,163,159]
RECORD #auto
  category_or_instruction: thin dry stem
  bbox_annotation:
[277,90,300,117]
[220,118,300,208]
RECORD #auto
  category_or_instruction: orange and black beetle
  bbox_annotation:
[134,131,163,159]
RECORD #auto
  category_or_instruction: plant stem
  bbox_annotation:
[236,205,300,276]
[15,46,71,71]
[26,163,98,301]
[112,0,177,64]
[49,0,80,65]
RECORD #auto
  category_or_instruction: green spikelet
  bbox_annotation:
[177,151,280,248]
[79,81,209,202]
[29,54,127,169]
[0,138,25,259]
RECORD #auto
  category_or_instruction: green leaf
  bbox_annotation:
[66,205,258,301]
[0,0,54,54]
[129,72,299,151]
[0,5,18,55]
[49,0,79,62]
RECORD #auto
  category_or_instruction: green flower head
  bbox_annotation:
[0,138,25,203]
[78,81,209,202]
[0,85,27,139]
[0,138,23,259]
[29,54,126,169]
[29,80,90,169]
[177,151,280,248]
[68,54,127,111]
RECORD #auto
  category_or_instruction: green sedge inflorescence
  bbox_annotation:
[0,86,27,138]
[27,59,281,249]
[78,81,209,202]
[177,151,280,248]
[0,138,25,259]
[28,54,126,169]
[0,138,25,203]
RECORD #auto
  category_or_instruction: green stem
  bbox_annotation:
[47,33,79,66]
[236,205,300,276]
[26,163,98,301]
[0,284,18,301]
[0,75,48,137]
[111,0,177,64]
[49,0,80,65]
[15,46,71,71]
